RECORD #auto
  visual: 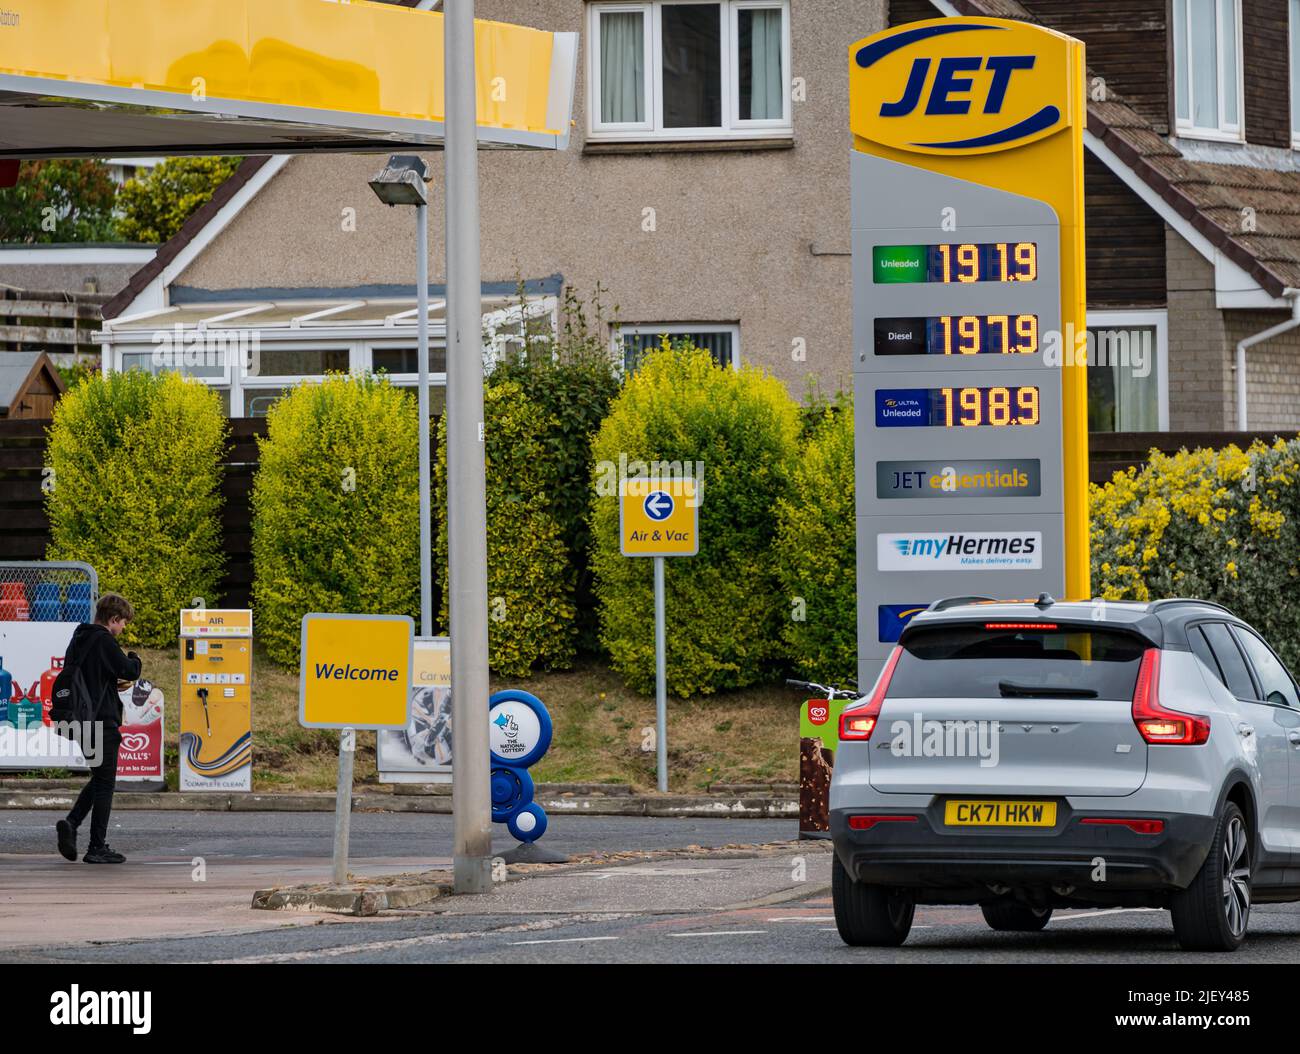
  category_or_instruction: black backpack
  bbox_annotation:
[48,661,97,725]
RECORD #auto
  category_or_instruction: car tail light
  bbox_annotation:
[848,814,918,831]
[984,622,1058,630]
[1081,817,1165,835]
[1132,649,1210,745]
[840,646,902,741]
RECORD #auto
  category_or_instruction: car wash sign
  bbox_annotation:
[849,18,1089,686]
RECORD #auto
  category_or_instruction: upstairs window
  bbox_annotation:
[1173,0,1243,140]
[589,1,791,140]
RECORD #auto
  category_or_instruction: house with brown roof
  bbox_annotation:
[94,0,1300,435]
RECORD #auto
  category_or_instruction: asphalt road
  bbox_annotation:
[6,810,1300,966]
[0,809,799,860]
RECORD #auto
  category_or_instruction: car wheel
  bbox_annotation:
[1170,801,1251,952]
[832,853,915,947]
[981,901,1052,932]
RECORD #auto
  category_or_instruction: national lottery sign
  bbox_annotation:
[850,17,1089,686]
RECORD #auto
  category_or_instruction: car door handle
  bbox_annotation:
[1289,731,1300,746]
[1238,723,1254,738]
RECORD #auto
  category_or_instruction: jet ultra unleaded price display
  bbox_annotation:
[849,17,1090,686]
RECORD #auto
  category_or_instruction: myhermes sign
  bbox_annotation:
[877,532,1042,571]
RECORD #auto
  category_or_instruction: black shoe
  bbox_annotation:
[56,820,77,862]
[83,844,126,864]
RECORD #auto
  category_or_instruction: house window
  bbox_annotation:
[1173,0,1243,140]
[617,323,739,371]
[589,1,791,140]
[1085,311,1168,432]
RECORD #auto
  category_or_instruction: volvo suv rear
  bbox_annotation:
[830,597,1300,951]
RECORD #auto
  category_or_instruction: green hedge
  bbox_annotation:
[435,379,576,676]
[774,397,856,683]
[1091,437,1300,670]
[252,375,420,669]
[590,344,800,696]
[488,287,622,653]
[45,371,227,646]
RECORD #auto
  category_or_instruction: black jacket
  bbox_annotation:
[64,623,141,726]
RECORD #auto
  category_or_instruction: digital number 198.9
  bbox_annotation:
[939,386,1040,427]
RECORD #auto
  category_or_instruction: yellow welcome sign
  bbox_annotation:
[299,613,414,731]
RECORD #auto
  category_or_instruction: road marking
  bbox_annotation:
[669,930,767,937]
[508,936,621,946]
[767,916,835,922]
[1051,907,1160,923]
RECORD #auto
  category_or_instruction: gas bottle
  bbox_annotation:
[11,683,41,729]
[0,657,11,725]
[38,657,63,726]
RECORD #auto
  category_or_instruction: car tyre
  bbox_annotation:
[981,901,1052,931]
[1170,801,1251,952]
[832,853,915,947]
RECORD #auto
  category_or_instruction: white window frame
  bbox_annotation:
[615,322,741,370]
[1173,0,1245,142]
[588,0,792,142]
[1086,309,1169,432]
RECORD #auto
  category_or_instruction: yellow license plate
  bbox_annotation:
[944,800,1057,827]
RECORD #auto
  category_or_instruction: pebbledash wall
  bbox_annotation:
[175,0,882,394]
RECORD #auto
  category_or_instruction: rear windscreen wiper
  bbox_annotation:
[998,681,1098,698]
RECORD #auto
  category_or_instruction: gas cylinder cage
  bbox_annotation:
[0,562,98,625]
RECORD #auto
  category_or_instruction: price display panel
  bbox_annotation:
[875,386,1041,428]
[874,314,1039,356]
[873,242,1038,284]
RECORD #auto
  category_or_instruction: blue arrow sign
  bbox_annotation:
[644,490,674,521]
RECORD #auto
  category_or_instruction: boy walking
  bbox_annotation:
[56,593,142,864]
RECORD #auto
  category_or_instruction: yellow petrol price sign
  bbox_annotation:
[850,16,1089,689]
[619,478,699,558]
[299,613,414,731]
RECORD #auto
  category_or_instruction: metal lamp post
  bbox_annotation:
[368,154,434,641]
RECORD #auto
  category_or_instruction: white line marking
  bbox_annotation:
[669,930,767,937]
[508,936,621,946]
[1051,907,1160,923]
[767,916,835,922]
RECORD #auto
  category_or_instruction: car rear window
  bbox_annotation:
[889,624,1148,700]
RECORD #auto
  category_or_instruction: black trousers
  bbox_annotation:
[67,724,121,849]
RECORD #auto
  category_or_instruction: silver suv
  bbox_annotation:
[830,596,1300,951]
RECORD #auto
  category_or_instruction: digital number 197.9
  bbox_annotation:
[939,386,1040,427]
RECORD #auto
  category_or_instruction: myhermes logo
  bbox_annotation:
[878,531,1042,571]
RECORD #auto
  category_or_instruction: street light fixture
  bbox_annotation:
[369,153,434,640]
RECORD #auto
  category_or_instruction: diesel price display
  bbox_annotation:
[875,314,1039,356]
[873,242,1037,284]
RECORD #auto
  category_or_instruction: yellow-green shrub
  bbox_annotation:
[46,370,227,646]
[1091,437,1300,669]
[435,380,576,676]
[590,344,801,696]
[252,375,420,668]
[775,397,856,682]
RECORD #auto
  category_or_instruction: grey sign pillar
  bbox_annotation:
[852,153,1067,690]
[445,0,493,895]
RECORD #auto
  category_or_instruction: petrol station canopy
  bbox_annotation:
[0,0,577,158]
